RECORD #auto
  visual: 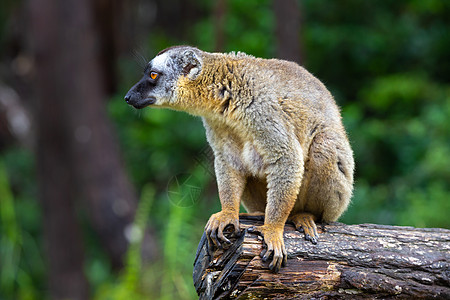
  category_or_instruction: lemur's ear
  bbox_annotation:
[181,50,202,80]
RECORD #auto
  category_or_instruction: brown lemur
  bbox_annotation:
[125,46,354,273]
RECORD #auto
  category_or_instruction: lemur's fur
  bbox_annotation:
[125,46,354,272]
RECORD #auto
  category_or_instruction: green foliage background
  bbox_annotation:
[1,1,449,299]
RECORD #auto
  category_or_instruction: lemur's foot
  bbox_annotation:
[248,224,287,273]
[290,212,319,244]
[205,210,240,254]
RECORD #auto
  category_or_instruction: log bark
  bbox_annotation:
[193,216,450,299]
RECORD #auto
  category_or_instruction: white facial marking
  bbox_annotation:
[151,52,169,71]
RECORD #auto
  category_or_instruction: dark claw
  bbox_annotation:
[218,228,231,245]
[305,234,318,244]
[206,229,213,254]
[262,249,272,262]
[247,226,257,233]
[282,255,287,267]
[211,229,222,249]
[272,264,281,273]
[206,237,214,256]
[207,244,214,256]
[269,258,281,273]
[248,226,263,236]
[234,223,241,237]
[260,247,267,258]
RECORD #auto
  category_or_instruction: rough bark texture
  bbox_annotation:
[194,216,450,299]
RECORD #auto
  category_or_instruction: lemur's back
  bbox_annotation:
[210,53,346,152]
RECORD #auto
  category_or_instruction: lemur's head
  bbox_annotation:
[125,46,202,109]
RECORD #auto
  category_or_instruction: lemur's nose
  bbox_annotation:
[125,90,136,104]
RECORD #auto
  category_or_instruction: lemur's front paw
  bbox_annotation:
[248,225,287,273]
[205,210,240,254]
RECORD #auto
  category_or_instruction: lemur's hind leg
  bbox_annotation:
[289,213,318,244]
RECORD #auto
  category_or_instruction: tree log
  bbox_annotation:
[193,216,450,299]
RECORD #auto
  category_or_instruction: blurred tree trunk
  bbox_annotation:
[92,0,139,94]
[29,0,90,298]
[274,0,302,63]
[0,84,32,150]
[29,0,140,298]
[214,0,227,52]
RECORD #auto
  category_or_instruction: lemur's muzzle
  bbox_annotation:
[124,89,156,109]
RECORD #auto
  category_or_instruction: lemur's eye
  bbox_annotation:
[150,72,159,80]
